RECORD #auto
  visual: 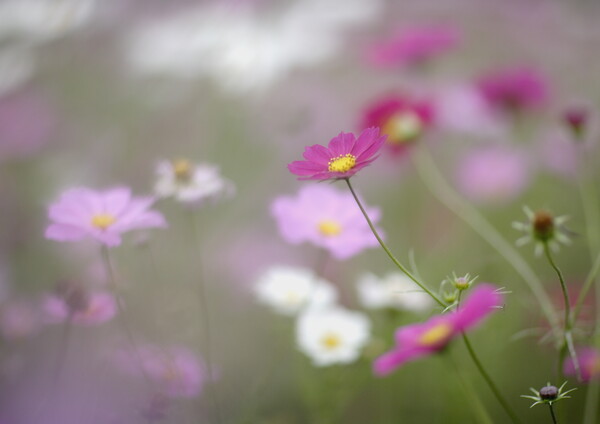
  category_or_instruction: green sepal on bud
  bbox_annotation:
[521,382,576,408]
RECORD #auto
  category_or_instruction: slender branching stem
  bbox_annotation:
[344,178,445,307]
[542,242,580,380]
[462,334,523,424]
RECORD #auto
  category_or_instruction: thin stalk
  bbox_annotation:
[549,403,558,424]
[542,242,580,380]
[413,148,561,338]
[344,178,445,307]
[188,213,222,424]
[101,247,152,385]
[462,334,523,424]
[573,250,600,323]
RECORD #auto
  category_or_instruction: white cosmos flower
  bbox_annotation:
[154,159,234,205]
[254,266,337,316]
[357,272,432,313]
[0,0,95,42]
[125,0,381,94]
[297,307,370,366]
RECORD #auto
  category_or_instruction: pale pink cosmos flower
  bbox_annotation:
[45,187,167,247]
[564,347,600,382]
[477,66,550,112]
[287,127,386,180]
[366,24,461,68]
[361,94,434,155]
[115,345,205,398]
[456,146,531,205]
[270,184,381,260]
[43,291,117,326]
[374,284,503,375]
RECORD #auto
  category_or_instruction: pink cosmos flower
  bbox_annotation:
[366,25,461,68]
[456,146,531,205]
[374,284,503,375]
[564,347,600,382]
[45,187,167,247]
[115,345,206,398]
[270,184,381,260]
[287,127,386,180]
[43,291,117,326]
[477,67,550,112]
[361,94,434,154]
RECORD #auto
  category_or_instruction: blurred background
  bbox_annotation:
[1,0,600,422]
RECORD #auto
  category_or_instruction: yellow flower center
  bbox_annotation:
[172,159,192,181]
[328,154,356,173]
[321,333,342,350]
[381,112,423,144]
[318,220,342,237]
[91,214,116,230]
[418,322,453,347]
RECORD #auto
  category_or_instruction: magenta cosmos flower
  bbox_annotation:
[43,291,117,326]
[287,127,386,180]
[361,94,434,154]
[45,187,167,247]
[366,24,461,68]
[374,284,503,375]
[271,185,381,260]
[477,67,549,112]
[564,347,600,382]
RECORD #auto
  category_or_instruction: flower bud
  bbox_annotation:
[532,210,554,242]
[539,385,559,400]
[563,107,588,140]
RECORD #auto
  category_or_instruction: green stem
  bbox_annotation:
[573,251,600,323]
[344,178,445,307]
[413,148,561,338]
[462,334,523,424]
[542,242,580,380]
[101,247,152,385]
[188,213,222,424]
[549,403,558,424]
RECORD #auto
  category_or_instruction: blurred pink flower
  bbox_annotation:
[536,132,580,178]
[0,90,56,161]
[0,299,41,340]
[564,347,600,382]
[270,184,381,260]
[366,24,461,68]
[115,345,206,398]
[456,145,531,204]
[45,187,167,247]
[43,291,117,326]
[477,67,550,112]
[433,83,503,136]
[361,94,434,155]
[287,127,386,180]
[374,284,503,375]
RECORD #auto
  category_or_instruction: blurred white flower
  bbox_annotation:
[125,0,381,94]
[154,159,235,205]
[254,266,337,316]
[296,307,370,366]
[0,0,95,42]
[357,272,433,313]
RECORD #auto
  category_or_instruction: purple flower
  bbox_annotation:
[45,187,167,247]
[43,291,117,326]
[477,67,550,112]
[270,185,381,260]
[115,345,206,398]
[456,145,531,205]
[374,284,503,375]
[366,25,461,68]
[564,347,600,382]
[287,127,386,181]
